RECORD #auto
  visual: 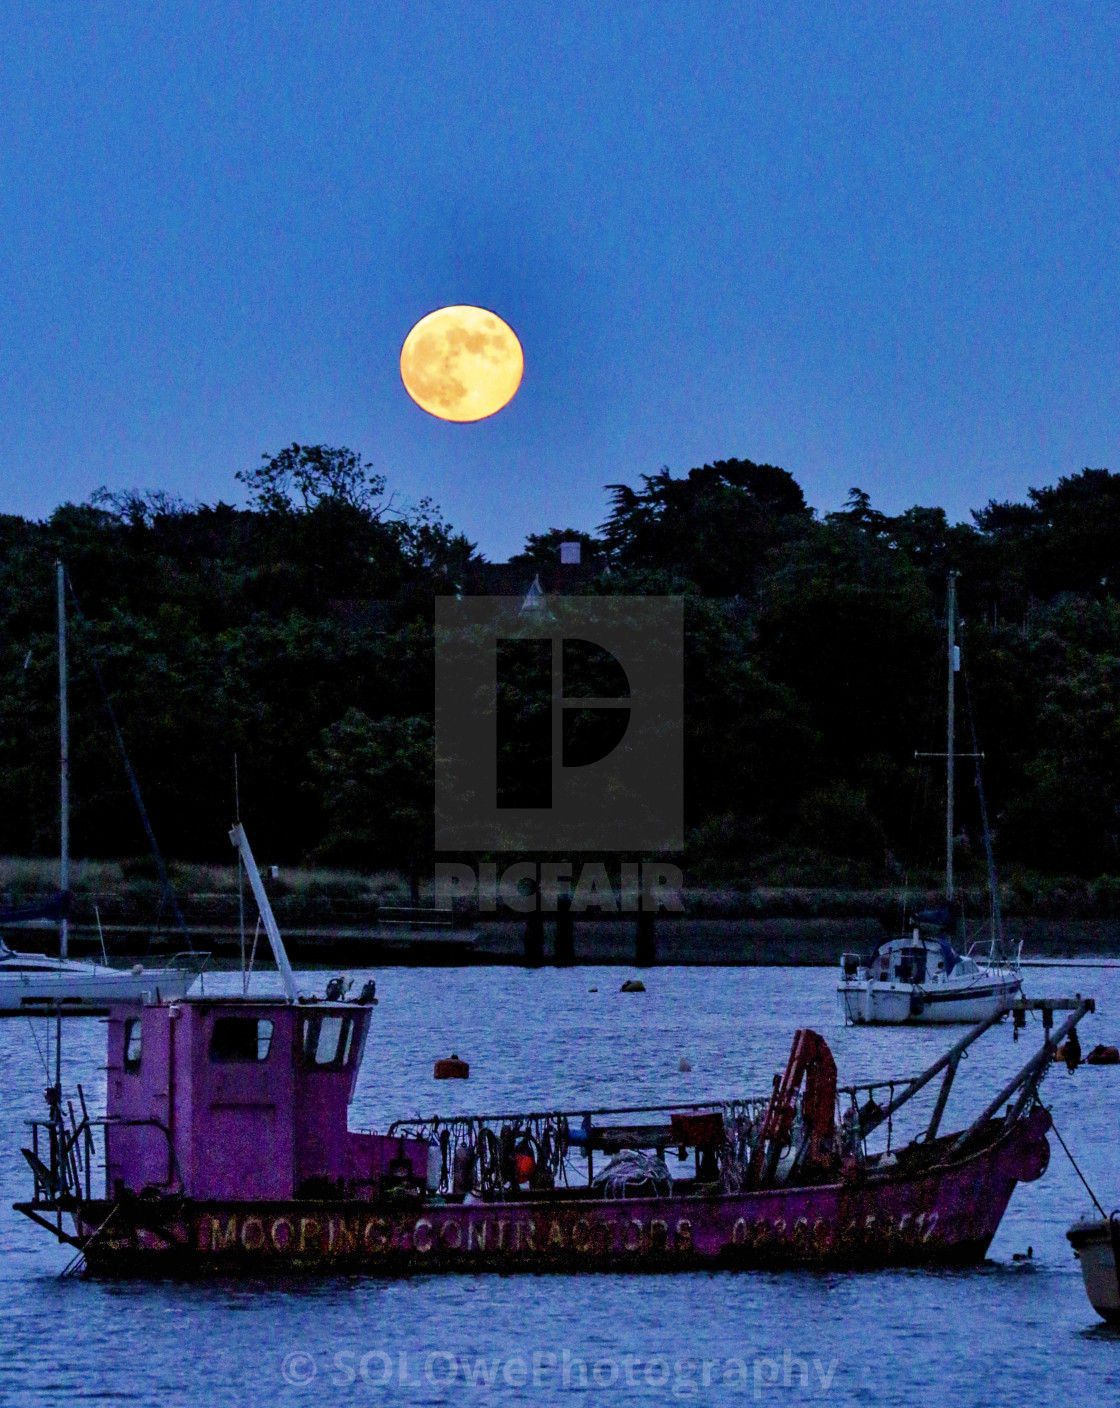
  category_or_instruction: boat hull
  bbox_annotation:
[0,965,195,1009]
[838,976,1021,1025]
[50,1110,1051,1278]
[1067,1217,1120,1321]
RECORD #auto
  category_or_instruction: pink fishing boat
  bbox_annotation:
[13,827,1094,1277]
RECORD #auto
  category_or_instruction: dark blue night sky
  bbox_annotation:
[1,2,1117,557]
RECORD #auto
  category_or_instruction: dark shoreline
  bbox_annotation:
[6,914,1119,967]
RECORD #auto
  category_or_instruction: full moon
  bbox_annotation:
[399,306,524,422]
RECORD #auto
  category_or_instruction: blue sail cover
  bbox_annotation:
[0,891,71,926]
[938,936,960,975]
[913,904,960,971]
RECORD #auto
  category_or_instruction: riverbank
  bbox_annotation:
[2,858,1119,965]
[6,913,1120,968]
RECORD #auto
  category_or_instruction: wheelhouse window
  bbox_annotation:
[210,1017,274,1062]
[124,1018,142,1072]
[301,1015,355,1069]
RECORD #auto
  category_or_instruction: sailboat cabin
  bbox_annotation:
[843,935,985,985]
[838,929,1017,1025]
[105,996,436,1202]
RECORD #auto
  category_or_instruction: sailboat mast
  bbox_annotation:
[946,573,957,904]
[57,561,69,959]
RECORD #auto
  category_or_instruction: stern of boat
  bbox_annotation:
[837,954,869,1023]
[1068,1216,1120,1322]
[837,983,866,1024]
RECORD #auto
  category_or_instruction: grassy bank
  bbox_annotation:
[2,857,1119,928]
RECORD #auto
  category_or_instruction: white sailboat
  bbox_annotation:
[0,564,197,1012]
[0,938,195,1009]
[838,573,1022,1025]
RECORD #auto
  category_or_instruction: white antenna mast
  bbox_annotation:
[57,561,69,959]
[234,755,246,995]
[228,823,299,1003]
[946,572,958,904]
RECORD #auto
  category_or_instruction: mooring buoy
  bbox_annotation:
[434,1054,470,1079]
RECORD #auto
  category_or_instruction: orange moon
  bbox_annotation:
[399,306,523,422]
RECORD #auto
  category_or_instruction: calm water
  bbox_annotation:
[0,964,1117,1407]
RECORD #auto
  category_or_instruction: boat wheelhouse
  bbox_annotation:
[102,990,428,1205]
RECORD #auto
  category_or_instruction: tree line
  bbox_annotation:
[1,445,1117,884]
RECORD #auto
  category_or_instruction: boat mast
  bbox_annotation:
[57,561,69,959]
[228,822,299,1002]
[946,572,958,905]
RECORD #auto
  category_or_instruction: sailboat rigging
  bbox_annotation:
[0,563,197,1011]
[837,574,1023,1025]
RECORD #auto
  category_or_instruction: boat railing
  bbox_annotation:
[388,1098,778,1196]
[390,997,1097,1193]
[165,950,211,973]
[388,1097,759,1133]
[21,1083,95,1208]
[22,1098,178,1210]
[385,1078,960,1142]
[387,1086,914,1195]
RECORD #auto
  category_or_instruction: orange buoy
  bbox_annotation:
[1087,1044,1120,1065]
[434,1054,470,1079]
